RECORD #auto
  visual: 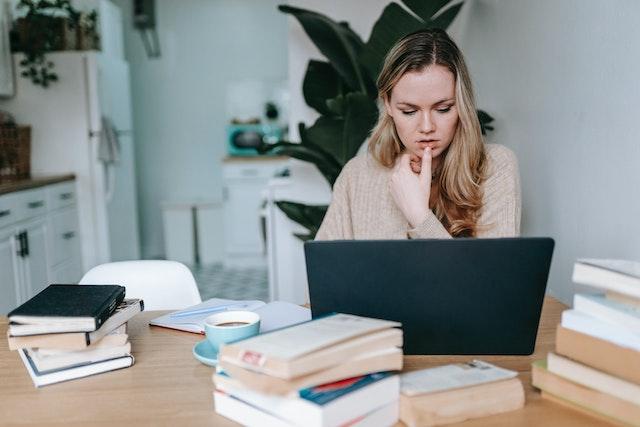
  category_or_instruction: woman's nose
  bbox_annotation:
[419,112,434,133]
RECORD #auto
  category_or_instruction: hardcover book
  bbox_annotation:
[8,284,126,335]
[219,313,401,379]
[7,299,142,350]
[214,372,399,427]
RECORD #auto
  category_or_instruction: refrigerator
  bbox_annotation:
[0,51,141,272]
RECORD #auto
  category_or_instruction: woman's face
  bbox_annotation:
[384,65,459,161]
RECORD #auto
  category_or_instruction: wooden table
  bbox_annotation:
[0,297,615,426]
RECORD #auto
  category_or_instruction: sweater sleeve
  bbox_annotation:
[476,146,521,237]
[407,211,452,239]
[315,161,355,241]
[407,145,521,239]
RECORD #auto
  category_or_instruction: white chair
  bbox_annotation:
[79,260,202,310]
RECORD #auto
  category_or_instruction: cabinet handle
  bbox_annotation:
[23,231,29,257]
[0,209,10,218]
[16,231,27,258]
[59,192,73,200]
[62,231,76,240]
[28,200,45,209]
[15,232,22,257]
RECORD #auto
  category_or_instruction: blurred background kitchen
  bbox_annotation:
[1,0,639,315]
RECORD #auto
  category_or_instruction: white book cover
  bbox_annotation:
[214,391,398,427]
[215,372,398,427]
[574,293,640,333]
[547,353,640,405]
[400,360,518,397]
[561,309,640,351]
[573,259,640,298]
[19,349,134,387]
[222,313,401,362]
[27,342,131,372]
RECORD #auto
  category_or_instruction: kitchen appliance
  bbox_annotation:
[226,123,282,157]
[0,50,141,271]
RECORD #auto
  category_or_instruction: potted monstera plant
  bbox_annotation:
[259,0,494,241]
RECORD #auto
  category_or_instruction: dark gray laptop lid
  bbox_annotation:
[305,238,555,355]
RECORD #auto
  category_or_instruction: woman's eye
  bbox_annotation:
[437,107,452,113]
[401,110,416,116]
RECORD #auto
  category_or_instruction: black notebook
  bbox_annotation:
[8,284,125,336]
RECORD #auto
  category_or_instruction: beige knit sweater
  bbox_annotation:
[316,144,521,240]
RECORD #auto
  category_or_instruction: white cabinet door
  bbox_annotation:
[0,228,20,314]
[51,259,82,284]
[21,219,49,301]
[223,178,267,256]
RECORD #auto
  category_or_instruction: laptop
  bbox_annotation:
[305,238,555,355]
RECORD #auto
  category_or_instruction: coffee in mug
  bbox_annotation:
[204,310,261,352]
[215,321,249,327]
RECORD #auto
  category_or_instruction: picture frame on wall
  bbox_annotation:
[0,0,14,98]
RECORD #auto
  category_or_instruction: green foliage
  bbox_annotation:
[263,1,494,240]
[12,0,99,88]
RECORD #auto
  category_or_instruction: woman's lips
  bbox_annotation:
[417,140,438,148]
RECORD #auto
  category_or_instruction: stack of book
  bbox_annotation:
[213,313,404,426]
[6,284,143,387]
[399,360,525,426]
[532,258,640,425]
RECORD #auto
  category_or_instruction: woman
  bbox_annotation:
[316,28,520,240]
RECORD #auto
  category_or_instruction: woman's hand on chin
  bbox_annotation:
[390,148,432,228]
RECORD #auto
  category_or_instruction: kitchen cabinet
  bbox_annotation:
[222,157,288,268]
[17,218,49,302]
[264,160,331,304]
[0,228,20,315]
[0,177,81,314]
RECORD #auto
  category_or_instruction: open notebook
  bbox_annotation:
[149,298,311,334]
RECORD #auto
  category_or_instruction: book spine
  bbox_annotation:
[555,325,640,384]
[93,288,126,330]
[532,361,640,425]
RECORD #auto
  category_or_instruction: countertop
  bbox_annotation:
[222,155,289,163]
[0,174,75,196]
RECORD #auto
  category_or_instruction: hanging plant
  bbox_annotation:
[11,0,99,88]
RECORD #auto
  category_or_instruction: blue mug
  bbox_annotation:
[204,310,261,352]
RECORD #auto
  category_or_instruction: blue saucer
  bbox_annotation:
[192,339,218,367]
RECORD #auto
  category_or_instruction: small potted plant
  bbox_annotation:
[10,0,100,88]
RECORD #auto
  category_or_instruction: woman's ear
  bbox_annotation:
[383,96,393,117]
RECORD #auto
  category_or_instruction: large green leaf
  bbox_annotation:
[257,140,342,186]
[303,60,343,116]
[275,201,328,241]
[428,2,463,29]
[342,93,379,160]
[477,109,495,135]
[303,116,348,165]
[359,3,426,83]
[400,0,452,22]
[279,5,368,93]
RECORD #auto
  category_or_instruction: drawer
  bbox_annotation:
[14,189,47,221]
[48,208,80,266]
[0,193,19,229]
[47,181,76,211]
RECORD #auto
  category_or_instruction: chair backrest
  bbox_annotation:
[79,261,202,310]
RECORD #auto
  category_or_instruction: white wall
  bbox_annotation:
[287,0,640,305]
[458,0,640,303]
[114,0,288,258]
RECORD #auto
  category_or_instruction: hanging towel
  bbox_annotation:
[98,116,121,164]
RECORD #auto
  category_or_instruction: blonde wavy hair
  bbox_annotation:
[368,28,487,237]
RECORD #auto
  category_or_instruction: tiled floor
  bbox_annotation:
[189,263,269,302]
